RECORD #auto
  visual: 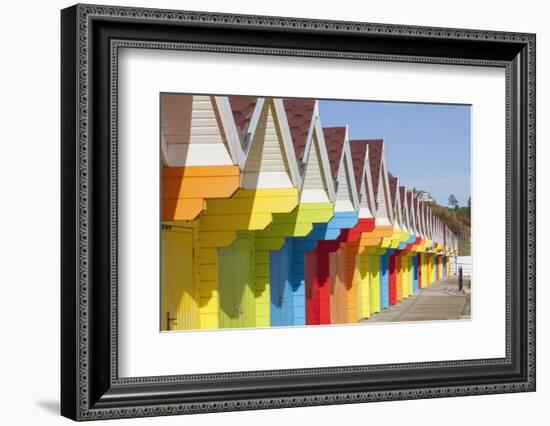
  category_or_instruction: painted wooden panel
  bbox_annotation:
[334,156,356,212]
[161,227,199,331]
[419,253,426,289]
[406,255,413,297]
[413,254,419,292]
[329,250,348,324]
[257,202,334,327]
[161,95,234,166]
[305,249,331,325]
[388,251,397,305]
[197,188,299,329]
[301,133,331,203]
[162,166,240,221]
[396,253,404,302]
[344,246,358,323]
[218,233,256,328]
[269,240,294,326]
[303,211,358,325]
[369,255,381,314]
[355,254,370,320]
[242,101,293,189]
[380,254,390,309]
[358,180,374,218]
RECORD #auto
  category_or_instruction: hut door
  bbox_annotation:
[161,227,198,331]
[218,233,255,328]
[269,243,293,326]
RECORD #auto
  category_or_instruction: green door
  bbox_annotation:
[218,232,256,328]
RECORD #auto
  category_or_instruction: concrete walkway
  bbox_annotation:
[360,276,471,323]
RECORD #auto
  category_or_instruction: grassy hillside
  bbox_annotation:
[428,203,471,256]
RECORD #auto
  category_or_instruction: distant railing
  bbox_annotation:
[449,256,472,277]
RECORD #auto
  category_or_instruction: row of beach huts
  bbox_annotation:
[161,94,458,330]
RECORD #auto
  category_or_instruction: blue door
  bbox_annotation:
[412,255,419,293]
[270,241,294,326]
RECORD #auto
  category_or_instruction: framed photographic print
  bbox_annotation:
[61,4,536,421]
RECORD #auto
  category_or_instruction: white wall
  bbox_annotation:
[450,256,472,277]
[0,0,546,425]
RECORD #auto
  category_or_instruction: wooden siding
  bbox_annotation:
[368,254,381,314]
[161,94,234,166]
[355,254,370,320]
[375,167,392,226]
[162,166,240,221]
[242,101,293,189]
[334,156,355,212]
[161,226,200,330]
[198,188,299,329]
[257,202,334,327]
[380,254,390,309]
[218,233,256,328]
[300,133,331,203]
[359,180,373,218]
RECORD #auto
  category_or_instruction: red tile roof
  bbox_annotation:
[282,98,315,163]
[323,127,347,181]
[364,140,384,200]
[389,174,398,206]
[228,96,258,136]
[349,140,369,191]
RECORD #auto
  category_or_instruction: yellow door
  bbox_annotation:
[161,227,199,331]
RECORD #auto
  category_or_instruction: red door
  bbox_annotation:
[388,252,397,305]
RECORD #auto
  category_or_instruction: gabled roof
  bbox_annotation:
[399,186,407,213]
[161,94,244,167]
[282,98,315,164]
[407,190,416,232]
[399,186,409,229]
[323,126,347,183]
[228,96,258,137]
[388,174,402,227]
[350,140,369,191]
[239,98,301,189]
[364,140,384,200]
[322,126,359,211]
[389,174,398,207]
[350,140,377,218]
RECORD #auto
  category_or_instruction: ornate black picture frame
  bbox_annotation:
[61,4,536,421]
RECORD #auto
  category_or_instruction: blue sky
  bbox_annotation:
[318,100,471,207]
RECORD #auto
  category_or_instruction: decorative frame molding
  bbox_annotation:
[61,4,535,421]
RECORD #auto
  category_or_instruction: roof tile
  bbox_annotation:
[349,140,369,191]
[228,96,258,136]
[322,127,347,181]
[282,98,315,163]
[364,140,384,199]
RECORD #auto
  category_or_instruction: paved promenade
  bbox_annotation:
[361,276,471,323]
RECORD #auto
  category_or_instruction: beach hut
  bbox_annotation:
[354,140,395,314]
[387,174,410,305]
[324,139,379,324]
[192,97,299,328]
[213,97,303,329]
[347,140,379,321]
[318,126,361,324]
[418,202,430,288]
[267,99,336,327]
[405,190,421,293]
[399,186,414,298]
[160,94,243,331]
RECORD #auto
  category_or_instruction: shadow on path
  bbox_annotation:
[360,276,471,323]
